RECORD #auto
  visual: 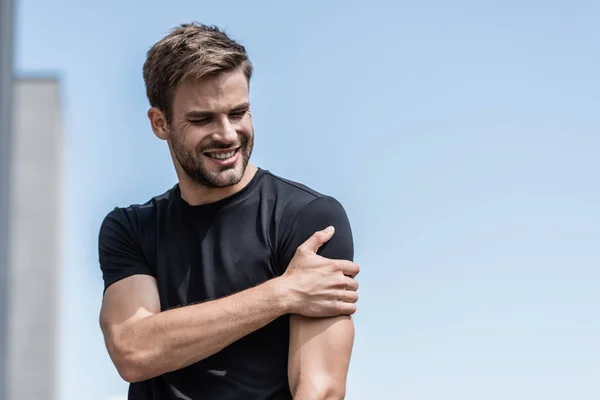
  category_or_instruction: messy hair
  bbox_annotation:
[143,23,253,123]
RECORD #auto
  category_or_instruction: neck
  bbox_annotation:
[177,163,258,206]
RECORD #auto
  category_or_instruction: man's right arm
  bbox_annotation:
[100,273,288,383]
[99,217,359,383]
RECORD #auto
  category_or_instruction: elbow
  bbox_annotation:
[116,363,146,384]
[318,386,346,400]
[108,335,155,383]
[115,359,149,384]
[293,380,346,400]
[111,346,148,383]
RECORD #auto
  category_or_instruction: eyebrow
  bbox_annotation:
[185,102,250,119]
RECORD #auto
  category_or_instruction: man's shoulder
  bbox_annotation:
[260,170,348,231]
[261,171,353,268]
[262,170,324,197]
[100,185,178,234]
[261,170,332,210]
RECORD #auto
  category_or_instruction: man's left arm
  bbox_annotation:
[278,196,356,400]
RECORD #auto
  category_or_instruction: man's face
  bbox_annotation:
[167,69,254,188]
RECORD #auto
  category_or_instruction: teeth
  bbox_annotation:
[208,151,235,160]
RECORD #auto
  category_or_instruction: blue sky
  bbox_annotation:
[15,1,600,399]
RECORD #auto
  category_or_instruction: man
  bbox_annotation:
[98,23,359,400]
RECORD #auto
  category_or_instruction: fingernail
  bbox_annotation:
[325,226,335,233]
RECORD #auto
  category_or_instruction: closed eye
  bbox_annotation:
[229,110,247,120]
[189,118,211,126]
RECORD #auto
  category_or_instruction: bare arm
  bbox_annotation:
[100,273,286,383]
[278,196,358,399]
[288,316,355,400]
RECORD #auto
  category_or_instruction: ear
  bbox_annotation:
[148,107,170,140]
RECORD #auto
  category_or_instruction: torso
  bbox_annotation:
[109,168,326,400]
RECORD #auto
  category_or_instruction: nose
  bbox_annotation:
[212,118,237,144]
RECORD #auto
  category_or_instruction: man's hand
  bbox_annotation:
[279,226,360,317]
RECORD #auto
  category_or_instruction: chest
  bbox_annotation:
[149,213,279,309]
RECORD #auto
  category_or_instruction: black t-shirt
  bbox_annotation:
[98,168,354,400]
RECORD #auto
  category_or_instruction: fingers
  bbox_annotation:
[336,260,360,278]
[338,289,359,304]
[335,299,358,315]
[344,276,359,291]
[332,290,359,315]
[298,226,335,254]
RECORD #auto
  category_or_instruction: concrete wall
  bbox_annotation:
[7,78,62,400]
[0,0,15,398]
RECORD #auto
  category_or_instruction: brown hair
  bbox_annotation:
[143,23,253,124]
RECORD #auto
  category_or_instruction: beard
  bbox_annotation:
[170,130,254,189]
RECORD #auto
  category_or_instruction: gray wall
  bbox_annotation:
[7,78,61,400]
[0,0,15,398]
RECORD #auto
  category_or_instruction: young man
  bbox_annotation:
[98,23,359,400]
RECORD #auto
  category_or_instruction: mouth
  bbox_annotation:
[203,147,241,166]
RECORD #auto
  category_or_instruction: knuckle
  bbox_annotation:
[314,231,326,240]
[331,260,342,272]
[335,302,346,314]
[295,245,309,256]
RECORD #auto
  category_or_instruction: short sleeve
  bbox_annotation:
[98,208,154,293]
[277,196,354,272]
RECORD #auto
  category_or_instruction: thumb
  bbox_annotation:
[301,226,335,254]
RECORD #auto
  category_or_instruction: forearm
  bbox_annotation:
[289,315,354,400]
[112,277,288,382]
